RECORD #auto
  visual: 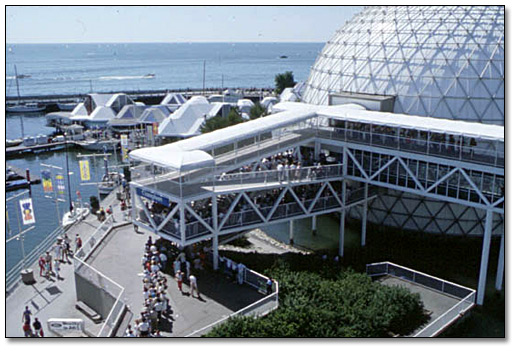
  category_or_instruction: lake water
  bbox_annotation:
[6,42,323,96]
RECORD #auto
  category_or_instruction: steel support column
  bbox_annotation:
[312,215,317,236]
[361,182,368,247]
[477,209,494,305]
[495,229,505,290]
[339,210,345,257]
[289,219,294,245]
[212,233,219,271]
[212,195,219,270]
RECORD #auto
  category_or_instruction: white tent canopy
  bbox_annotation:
[320,105,504,141]
[130,146,215,172]
[158,96,214,138]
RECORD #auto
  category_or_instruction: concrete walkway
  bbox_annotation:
[88,225,265,337]
[6,188,128,337]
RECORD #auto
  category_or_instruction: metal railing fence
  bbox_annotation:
[366,261,476,337]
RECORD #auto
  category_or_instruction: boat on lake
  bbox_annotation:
[6,138,23,147]
[99,172,124,195]
[75,138,119,151]
[7,65,46,113]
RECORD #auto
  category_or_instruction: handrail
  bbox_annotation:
[185,262,279,337]
[6,225,65,292]
[366,261,476,338]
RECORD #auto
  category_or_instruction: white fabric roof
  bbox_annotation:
[158,96,223,138]
[272,102,503,141]
[170,106,316,152]
[129,146,215,171]
[319,105,504,141]
[280,87,298,102]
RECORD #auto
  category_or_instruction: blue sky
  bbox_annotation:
[6,6,363,43]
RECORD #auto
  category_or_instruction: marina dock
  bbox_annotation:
[6,141,75,159]
[6,87,274,113]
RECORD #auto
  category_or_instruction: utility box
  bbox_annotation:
[328,92,395,112]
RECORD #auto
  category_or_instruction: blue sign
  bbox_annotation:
[136,187,170,206]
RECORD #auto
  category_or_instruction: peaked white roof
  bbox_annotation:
[158,96,221,138]
[130,146,215,171]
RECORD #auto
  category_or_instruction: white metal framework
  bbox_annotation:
[130,103,504,305]
[303,6,504,125]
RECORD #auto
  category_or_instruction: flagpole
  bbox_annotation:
[14,197,27,270]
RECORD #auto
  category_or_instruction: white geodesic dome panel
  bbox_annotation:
[302,6,504,125]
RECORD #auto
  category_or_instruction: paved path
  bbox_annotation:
[6,188,128,337]
[88,225,264,337]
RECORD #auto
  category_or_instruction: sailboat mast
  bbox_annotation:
[14,65,21,102]
[64,140,74,215]
[202,60,206,96]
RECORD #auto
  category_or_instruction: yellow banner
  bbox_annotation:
[79,160,90,181]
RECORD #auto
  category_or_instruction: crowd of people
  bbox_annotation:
[21,306,44,337]
[37,233,83,280]
[127,237,172,337]
[139,148,346,238]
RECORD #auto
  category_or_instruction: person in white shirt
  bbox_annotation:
[137,320,150,337]
[151,261,160,274]
[189,275,199,298]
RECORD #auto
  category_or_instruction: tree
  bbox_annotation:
[200,107,244,133]
[275,71,296,95]
[249,102,267,120]
[203,260,429,338]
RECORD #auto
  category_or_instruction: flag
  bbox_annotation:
[121,146,129,163]
[19,198,36,225]
[120,134,128,147]
[56,174,65,195]
[42,170,53,193]
[79,160,90,181]
[6,208,11,235]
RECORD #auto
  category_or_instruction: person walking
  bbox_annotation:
[32,318,44,337]
[75,234,82,253]
[175,271,183,292]
[63,234,72,258]
[44,252,52,273]
[189,274,199,298]
[22,306,32,324]
[38,256,46,277]
[54,259,61,280]
[53,240,62,263]
[22,320,32,337]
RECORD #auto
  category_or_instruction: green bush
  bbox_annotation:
[200,108,244,133]
[204,260,428,338]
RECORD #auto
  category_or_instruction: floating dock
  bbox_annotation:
[6,87,274,113]
[6,141,75,158]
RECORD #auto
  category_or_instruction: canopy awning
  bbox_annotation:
[130,146,215,172]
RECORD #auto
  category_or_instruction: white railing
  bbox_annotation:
[74,257,126,337]
[6,225,65,292]
[73,214,127,337]
[185,258,279,337]
[366,261,476,337]
[74,214,115,261]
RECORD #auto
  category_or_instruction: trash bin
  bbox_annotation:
[21,269,35,285]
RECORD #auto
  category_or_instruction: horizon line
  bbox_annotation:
[6,40,326,45]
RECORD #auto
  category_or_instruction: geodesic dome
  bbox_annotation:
[302,6,504,125]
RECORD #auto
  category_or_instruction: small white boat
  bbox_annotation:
[7,65,46,114]
[57,102,78,111]
[75,138,119,151]
[6,103,46,113]
[6,139,23,147]
[99,172,124,195]
[62,207,90,227]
